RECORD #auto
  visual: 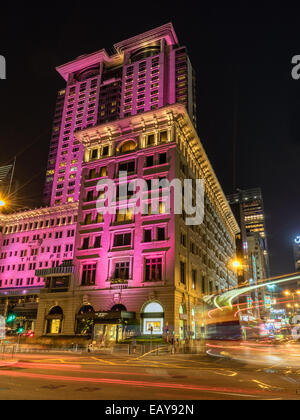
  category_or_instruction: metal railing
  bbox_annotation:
[35,266,74,277]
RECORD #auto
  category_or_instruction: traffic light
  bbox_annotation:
[17,327,24,334]
[6,313,16,323]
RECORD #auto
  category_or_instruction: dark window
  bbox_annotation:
[113,233,131,247]
[82,238,89,249]
[157,227,165,241]
[145,257,162,282]
[159,153,167,165]
[201,276,206,293]
[86,190,94,202]
[180,261,186,284]
[102,146,109,156]
[94,236,101,248]
[114,262,129,279]
[81,264,96,286]
[119,160,135,173]
[144,229,152,242]
[145,155,154,167]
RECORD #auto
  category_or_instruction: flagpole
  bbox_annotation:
[8,156,16,195]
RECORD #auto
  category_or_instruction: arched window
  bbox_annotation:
[141,301,164,335]
[111,304,127,312]
[49,306,63,315]
[144,302,163,313]
[46,306,63,334]
[119,140,137,154]
[78,305,94,315]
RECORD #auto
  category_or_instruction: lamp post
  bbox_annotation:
[0,199,6,215]
[226,258,242,289]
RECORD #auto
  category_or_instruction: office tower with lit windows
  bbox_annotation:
[227,187,270,277]
[42,23,197,207]
[42,90,66,205]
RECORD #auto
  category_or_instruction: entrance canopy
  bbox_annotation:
[93,310,135,324]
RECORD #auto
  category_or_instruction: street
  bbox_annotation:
[0,342,300,400]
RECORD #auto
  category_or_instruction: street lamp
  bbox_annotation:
[0,199,5,207]
[226,258,242,288]
[283,289,300,322]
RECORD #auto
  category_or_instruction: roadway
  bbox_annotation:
[0,344,300,400]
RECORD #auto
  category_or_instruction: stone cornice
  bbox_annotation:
[56,50,122,81]
[114,23,178,54]
[0,202,78,224]
[74,104,179,146]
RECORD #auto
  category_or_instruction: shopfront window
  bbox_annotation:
[46,306,63,334]
[142,302,164,335]
[179,304,187,340]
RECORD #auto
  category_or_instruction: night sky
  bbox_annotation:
[0,2,300,276]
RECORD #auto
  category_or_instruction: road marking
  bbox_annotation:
[210,391,265,399]
[0,369,288,397]
[31,358,68,364]
[90,356,116,365]
[252,380,284,391]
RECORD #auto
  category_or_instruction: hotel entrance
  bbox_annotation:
[92,310,136,344]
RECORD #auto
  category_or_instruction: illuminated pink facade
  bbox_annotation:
[0,204,77,329]
[0,24,239,341]
[35,105,239,339]
[43,23,197,207]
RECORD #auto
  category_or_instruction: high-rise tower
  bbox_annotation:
[227,187,270,279]
[42,23,197,207]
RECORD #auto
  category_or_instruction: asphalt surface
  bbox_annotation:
[0,343,300,400]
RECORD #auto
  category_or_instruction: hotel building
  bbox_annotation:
[0,24,239,341]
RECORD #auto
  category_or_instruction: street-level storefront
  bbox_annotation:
[141,302,164,335]
[46,306,63,334]
[0,291,40,333]
[179,304,187,340]
[92,311,136,343]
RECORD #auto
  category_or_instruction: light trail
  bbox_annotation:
[0,369,289,398]
[0,361,158,377]
[205,272,300,309]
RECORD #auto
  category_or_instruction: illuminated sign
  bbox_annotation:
[0,316,5,340]
[247,296,253,308]
[264,295,271,309]
[252,256,257,283]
